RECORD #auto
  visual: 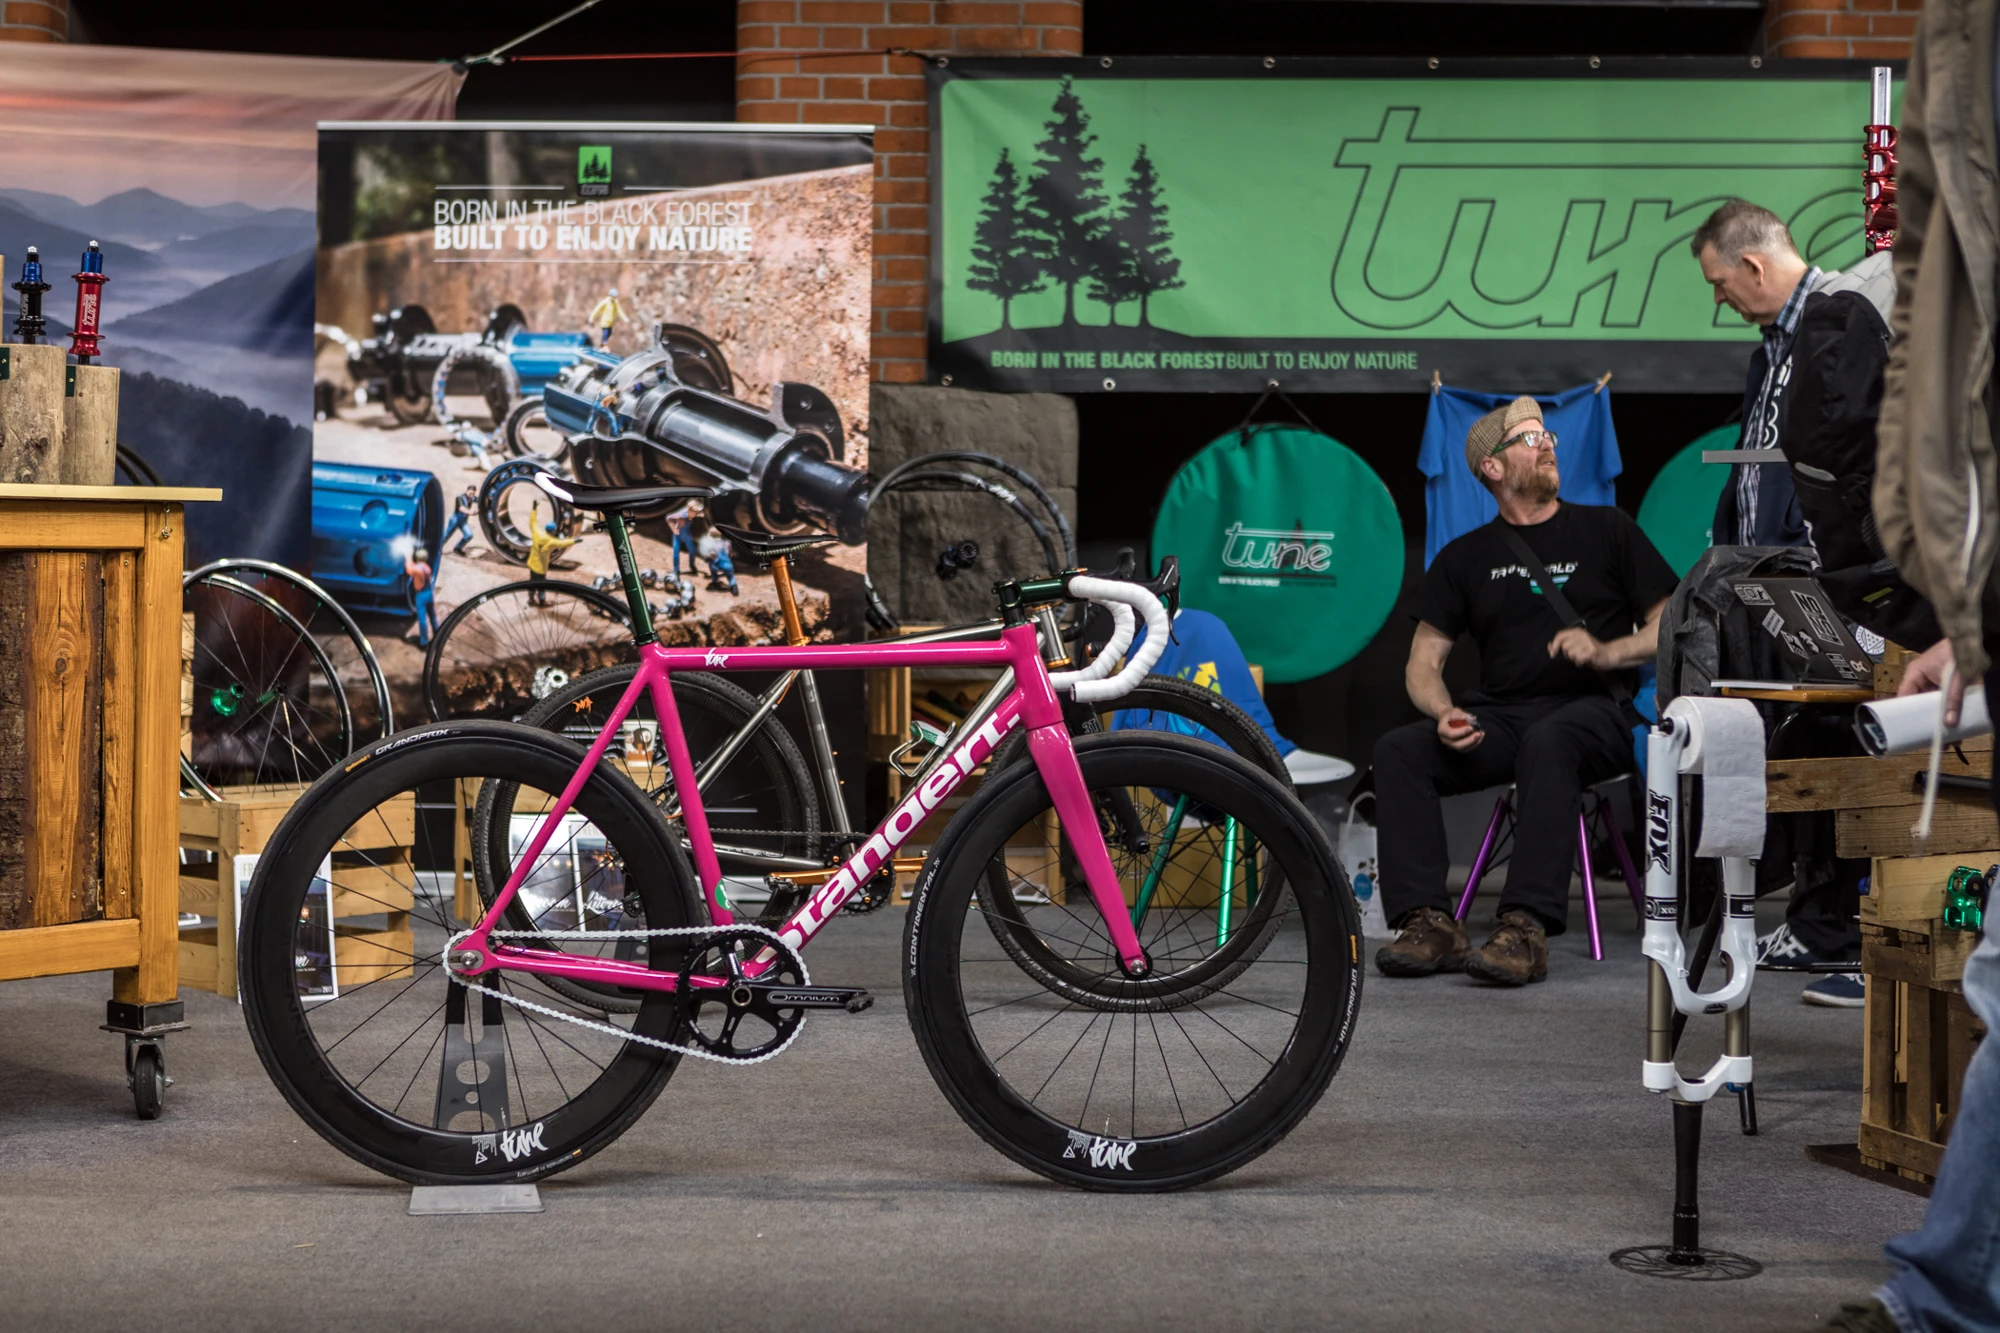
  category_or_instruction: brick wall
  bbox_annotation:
[0,0,66,42]
[737,2,1083,383]
[1762,0,1920,59]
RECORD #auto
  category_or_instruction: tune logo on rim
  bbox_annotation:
[1063,1129,1137,1171]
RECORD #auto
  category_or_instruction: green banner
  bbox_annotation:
[930,59,1893,393]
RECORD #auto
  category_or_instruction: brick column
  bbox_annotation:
[0,0,66,41]
[737,2,1084,384]
[1762,0,1920,59]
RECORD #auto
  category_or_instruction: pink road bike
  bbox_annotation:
[239,479,1361,1191]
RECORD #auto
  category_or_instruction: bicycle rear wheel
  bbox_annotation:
[905,731,1359,1191]
[238,722,702,1185]
[423,579,633,721]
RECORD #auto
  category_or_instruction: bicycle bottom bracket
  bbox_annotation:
[674,927,811,1062]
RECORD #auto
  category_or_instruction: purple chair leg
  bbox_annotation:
[1577,811,1604,961]
[1598,792,1646,917]
[1454,791,1513,922]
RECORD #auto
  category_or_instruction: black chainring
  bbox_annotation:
[674,927,809,1061]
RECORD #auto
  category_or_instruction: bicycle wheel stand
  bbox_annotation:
[409,979,544,1216]
[1610,1099,1762,1280]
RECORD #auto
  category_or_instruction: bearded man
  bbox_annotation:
[1371,396,1679,985]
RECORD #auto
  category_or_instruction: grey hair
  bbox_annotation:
[1689,199,1798,263]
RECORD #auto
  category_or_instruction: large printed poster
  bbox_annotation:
[930,58,1893,393]
[0,45,459,566]
[314,123,874,723]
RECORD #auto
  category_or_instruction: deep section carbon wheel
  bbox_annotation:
[237,722,703,1186]
[905,731,1360,1191]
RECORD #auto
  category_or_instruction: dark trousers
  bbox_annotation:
[1373,694,1633,935]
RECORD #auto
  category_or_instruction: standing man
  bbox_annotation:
[589,287,624,349]
[1816,1,2000,1327]
[1690,200,1823,548]
[1371,397,1679,985]
[405,546,437,647]
[440,485,477,556]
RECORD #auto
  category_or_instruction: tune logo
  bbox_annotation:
[1063,1129,1137,1171]
[703,648,730,667]
[1218,522,1338,587]
[473,1121,548,1165]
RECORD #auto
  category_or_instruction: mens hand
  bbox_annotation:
[1897,639,1967,728]
[1437,707,1483,752]
[1549,627,1608,669]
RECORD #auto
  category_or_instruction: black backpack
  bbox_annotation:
[1781,284,1941,648]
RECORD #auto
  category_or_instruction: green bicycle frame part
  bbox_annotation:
[603,512,657,645]
[1131,793,1191,927]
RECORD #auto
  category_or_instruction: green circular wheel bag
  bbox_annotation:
[1151,424,1404,683]
[1637,425,1736,577]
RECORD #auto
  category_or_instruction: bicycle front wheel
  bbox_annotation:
[238,722,703,1185]
[424,578,632,721]
[905,731,1359,1191]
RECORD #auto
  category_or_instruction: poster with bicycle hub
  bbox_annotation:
[315,122,874,727]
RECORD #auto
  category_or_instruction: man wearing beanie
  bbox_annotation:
[1371,397,1679,984]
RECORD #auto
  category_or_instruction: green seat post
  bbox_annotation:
[603,512,657,646]
[1132,793,1191,930]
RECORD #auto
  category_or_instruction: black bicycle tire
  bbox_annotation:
[186,558,395,743]
[473,665,820,1012]
[975,676,1294,1001]
[116,443,161,487]
[182,572,355,795]
[873,450,1076,567]
[237,722,701,1186]
[423,578,633,722]
[904,731,1359,1192]
[883,469,1065,580]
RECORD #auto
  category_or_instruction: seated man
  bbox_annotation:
[1373,396,1679,985]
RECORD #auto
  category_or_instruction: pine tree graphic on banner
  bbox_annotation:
[1112,145,1182,327]
[965,147,1046,329]
[1022,77,1109,327]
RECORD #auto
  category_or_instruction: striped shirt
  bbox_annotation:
[1733,266,1821,544]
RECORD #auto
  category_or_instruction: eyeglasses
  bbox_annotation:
[1491,429,1557,455]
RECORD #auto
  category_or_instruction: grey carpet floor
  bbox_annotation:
[0,893,1925,1332]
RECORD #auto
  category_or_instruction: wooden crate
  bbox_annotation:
[179,784,416,999]
[0,487,216,1022]
[1858,857,1989,1183]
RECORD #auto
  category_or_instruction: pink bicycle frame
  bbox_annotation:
[453,621,1151,990]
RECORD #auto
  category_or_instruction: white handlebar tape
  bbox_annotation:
[1049,577,1171,705]
[1061,602,1133,684]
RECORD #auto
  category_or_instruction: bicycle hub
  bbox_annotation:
[11,247,49,344]
[69,240,107,364]
[546,330,872,545]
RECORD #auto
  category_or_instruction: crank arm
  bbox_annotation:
[757,984,874,1013]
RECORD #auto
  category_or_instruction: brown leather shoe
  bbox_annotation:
[1374,907,1470,977]
[1464,908,1550,985]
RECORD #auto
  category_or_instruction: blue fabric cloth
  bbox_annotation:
[1111,608,1295,759]
[1417,382,1624,567]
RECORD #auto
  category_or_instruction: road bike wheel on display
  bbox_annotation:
[863,451,1075,631]
[182,571,356,798]
[237,722,703,1186]
[478,456,575,565]
[472,665,821,1013]
[422,579,633,722]
[905,731,1360,1192]
[977,675,1295,999]
[186,559,394,748]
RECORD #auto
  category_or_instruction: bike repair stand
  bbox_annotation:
[1610,700,1764,1281]
[409,979,544,1216]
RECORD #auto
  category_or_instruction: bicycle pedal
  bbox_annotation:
[764,985,872,1013]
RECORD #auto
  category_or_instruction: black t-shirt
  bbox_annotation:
[1415,504,1679,704]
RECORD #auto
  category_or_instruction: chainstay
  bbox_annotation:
[442,923,809,1067]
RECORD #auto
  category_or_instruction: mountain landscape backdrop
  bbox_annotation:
[0,185,316,565]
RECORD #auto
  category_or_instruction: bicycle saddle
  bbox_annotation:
[713,525,837,559]
[534,473,714,515]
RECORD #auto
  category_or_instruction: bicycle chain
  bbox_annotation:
[441,924,809,1067]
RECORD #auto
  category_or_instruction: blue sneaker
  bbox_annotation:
[1801,973,1866,1008]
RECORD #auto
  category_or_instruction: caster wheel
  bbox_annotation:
[131,1044,165,1120]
